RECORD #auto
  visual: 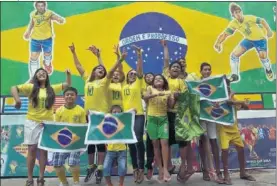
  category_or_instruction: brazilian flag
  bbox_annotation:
[38,122,88,152]
[85,111,137,144]
[186,75,229,102]
[200,100,235,125]
[175,91,205,141]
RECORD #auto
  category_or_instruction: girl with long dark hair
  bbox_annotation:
[69,43,127,184]
[11,68,71,186]
[121,45,145,184]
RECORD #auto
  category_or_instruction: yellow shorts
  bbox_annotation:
[219,131,244,150]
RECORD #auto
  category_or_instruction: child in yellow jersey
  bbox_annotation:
[108,45,126,108]
[69,43,127,184]
[52,87,86,186]
[10,68,70,186]
[24,1,65,80]
[219,80,255,185]
[103,105,128,186]
[121,45,145,183]
[144,74,175,182]
[160,40,194,182]
[214,3,274,82]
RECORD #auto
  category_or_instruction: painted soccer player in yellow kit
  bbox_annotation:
[24,1,65,81]
[214,3,275,83]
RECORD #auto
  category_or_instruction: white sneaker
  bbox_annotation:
[59,183,69,186]
[73,182,81,186]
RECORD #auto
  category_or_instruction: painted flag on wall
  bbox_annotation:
[85,110,137,144]
[4,97,28,113]
[38,121,88,152]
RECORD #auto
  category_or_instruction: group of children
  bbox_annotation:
[8,2,268,186]
[11,38,257,186]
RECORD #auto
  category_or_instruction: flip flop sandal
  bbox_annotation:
[177,169,186,183]
[203,171,211,181]
[183,171,195,183]
[223,178,233,185]
[240,174,256,181]
[168,165,176,175]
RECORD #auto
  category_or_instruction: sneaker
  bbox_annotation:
[95,169,103,184]
[37,178,45,186]
[265,68,275,81]
[25,180,34,186]
[43,60,53,75]
[59,182,69,186]
[229,74,240,83]
[84,165,97,183]
[145,169,153,181]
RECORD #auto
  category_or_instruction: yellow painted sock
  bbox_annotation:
[98,165,103,170]
[70,166,80,183]
[55,166,68,184]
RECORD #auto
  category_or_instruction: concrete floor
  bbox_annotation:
[1,169,275,186]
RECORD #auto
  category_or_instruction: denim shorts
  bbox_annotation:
[31,37,52,53]
[52,152,80,166]
[103,150,127,176]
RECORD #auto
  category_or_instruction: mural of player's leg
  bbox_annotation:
[254,39,275,81]
[28,39,42,81]
[42,38,53,75]
[229,41,249,82]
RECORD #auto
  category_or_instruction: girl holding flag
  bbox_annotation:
[160,40,195,182]
[69,43,127,184]
[11,68,71,186]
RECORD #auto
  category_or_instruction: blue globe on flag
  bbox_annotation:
[57,129,73,146]
[103,116,118,135]
[119,12,187,74]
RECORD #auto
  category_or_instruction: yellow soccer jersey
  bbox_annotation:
[186,73,200,81]
[31,10,53,40]
[225,15,266,40]
[83,73,110,113]
[55,105,86,124]
[147,87,171,116]
[107,144,126,151]
[122,78,144,115]
[17,83,63,122]
[163,67,187,113]
[108,83,123,108]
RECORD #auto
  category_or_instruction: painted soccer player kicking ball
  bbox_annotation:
[214,3,275,83]
[24,1,65,81]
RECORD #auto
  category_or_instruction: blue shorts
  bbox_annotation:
[240,39,267,52]
[52,152,80,167]
[103,151,127,177]
[31,37,52,53]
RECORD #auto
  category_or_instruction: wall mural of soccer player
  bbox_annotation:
[214,3,275,83]
[23,1,65,82]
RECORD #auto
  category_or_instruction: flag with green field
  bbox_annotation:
[85,110,137,144]
[38,122,88,152]
[175,91,205,141]
[200,100,235,125]
[186,75,229,101]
